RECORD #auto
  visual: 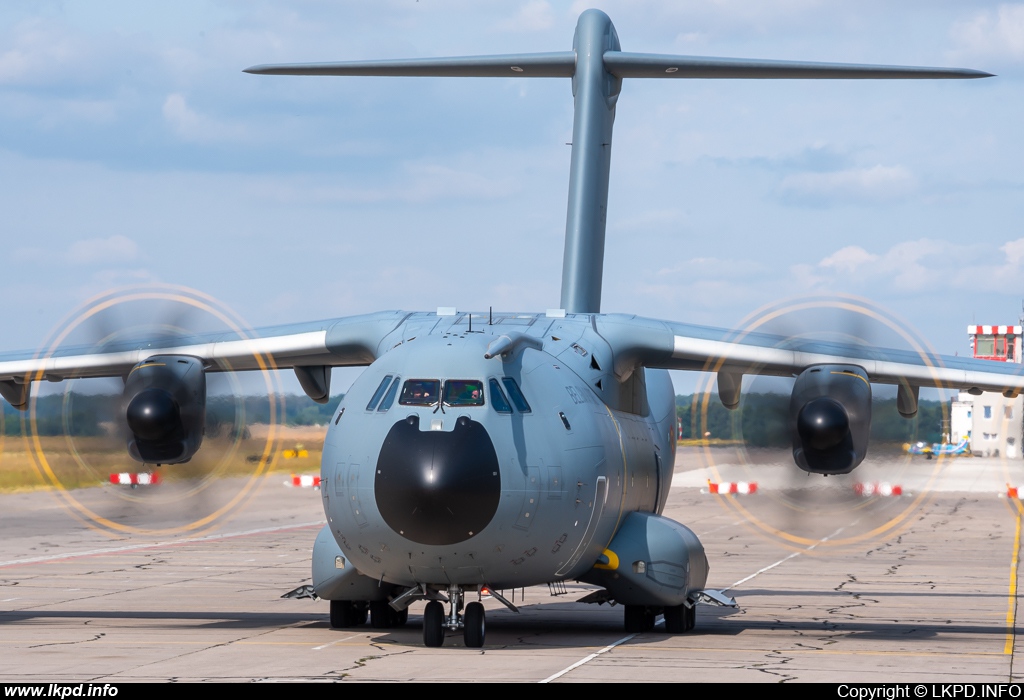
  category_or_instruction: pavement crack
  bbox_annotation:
[29,632,105,649]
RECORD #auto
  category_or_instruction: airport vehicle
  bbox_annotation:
[907,439,972,458]
[0,10,1019,648]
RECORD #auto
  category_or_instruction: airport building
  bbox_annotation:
[949,325,1024,458]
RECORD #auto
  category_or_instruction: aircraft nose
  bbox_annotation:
[374,415,501,546]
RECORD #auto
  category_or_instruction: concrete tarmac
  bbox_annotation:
[2,450,1024,682]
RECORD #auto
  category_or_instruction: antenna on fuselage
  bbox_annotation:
[245,10,991,315]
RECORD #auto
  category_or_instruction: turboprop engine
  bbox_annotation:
[122,355,206,465]
[790,364,871,475]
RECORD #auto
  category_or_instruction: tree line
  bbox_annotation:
[1,393,345,437]
[0,390,949,446]
[676,392,947,446]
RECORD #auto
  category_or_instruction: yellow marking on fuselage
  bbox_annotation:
[593,548,619,571]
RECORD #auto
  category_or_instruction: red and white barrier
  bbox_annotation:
[1005,485,1024,498]
[854,482,902,497]
[109,472,160,486]
[707,480,757,495]
[287,474,321,488]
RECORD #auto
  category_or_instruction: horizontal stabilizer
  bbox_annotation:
[245,52,576,78]
[603,51,994,80]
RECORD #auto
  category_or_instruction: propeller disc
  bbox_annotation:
[690,294,956,551]
[20,284,286,537]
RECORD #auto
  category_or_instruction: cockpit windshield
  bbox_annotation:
[443,380,485,406]
[399,379,440,406]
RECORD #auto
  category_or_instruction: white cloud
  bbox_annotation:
[956,236,1024,287]
[778,165,917,206]
[162,93,248,143]
[809,239,971,293]
[0,20,81,85]
[819,246,879,274]
[1000,237,1024,268]
[952,4,1024,62]
[66,235,140,266]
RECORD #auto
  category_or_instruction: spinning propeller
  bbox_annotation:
[22,285,285,536]
[695,295,950,549]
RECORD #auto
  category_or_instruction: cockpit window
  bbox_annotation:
[366,375,394,411]
[399,379,440,406]
[501,377,532,413]
[377,377,401,412]
[444,380,485,407]
[489,378,512,414]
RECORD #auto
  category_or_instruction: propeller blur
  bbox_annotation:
[0,10,1016,648]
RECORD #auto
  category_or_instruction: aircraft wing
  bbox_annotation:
[593,313,1024,395]
[0,311,409,409]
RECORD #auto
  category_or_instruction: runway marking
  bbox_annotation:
[1005,500,1023,656]
[539,634,636,683]
[0,637,1007,657]
[697,518,746,537]
[0,520,325,569]
[312,634,361,650]
[723,524,848,592]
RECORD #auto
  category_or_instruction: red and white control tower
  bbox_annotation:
[959,324,1024,458]
[967,325,1023,363]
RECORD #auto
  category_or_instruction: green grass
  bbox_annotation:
[0,434,321,493]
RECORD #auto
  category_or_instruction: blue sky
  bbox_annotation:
[2,1,1023,395]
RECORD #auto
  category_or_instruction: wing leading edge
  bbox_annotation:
[0,311,410,410]
[594,314,1024,396]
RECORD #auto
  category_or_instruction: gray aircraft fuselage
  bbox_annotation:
[320,311,675,589]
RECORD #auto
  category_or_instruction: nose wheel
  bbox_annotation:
[463,601,485,648]
[421,585,487,648]
[423,600,445,647]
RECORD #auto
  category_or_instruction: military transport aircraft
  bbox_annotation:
[0,9,1017,648]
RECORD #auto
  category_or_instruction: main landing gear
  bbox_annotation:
[624,602,696,634]
[422,584,487,648]
[329,600,408,629]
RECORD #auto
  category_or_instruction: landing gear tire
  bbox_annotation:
[396,607,409,627]
[355,602,368,626]
[685,602,696,632]
[624,605,654,633]
[424,601,445,647]
[330,600,362,628]
[370,600,398,628]
[464,602,485,648]
[663,604,687,634]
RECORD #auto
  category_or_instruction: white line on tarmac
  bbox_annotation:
[697,518,746,537]
[539,634,636,683]
[313,633,362,650]
[722,524,849,593]
[0,520,326,568]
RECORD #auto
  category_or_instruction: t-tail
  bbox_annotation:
[245,9,991,315]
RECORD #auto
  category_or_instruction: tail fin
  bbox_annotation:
[246,9,991,315]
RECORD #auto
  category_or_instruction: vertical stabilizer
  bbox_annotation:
[245,14,990,316]
[559,10,620,314]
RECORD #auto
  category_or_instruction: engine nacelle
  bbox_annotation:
[790,364,871,475]
[123,355,206,465]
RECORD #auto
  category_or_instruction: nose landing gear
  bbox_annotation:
[422,584,487,648]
